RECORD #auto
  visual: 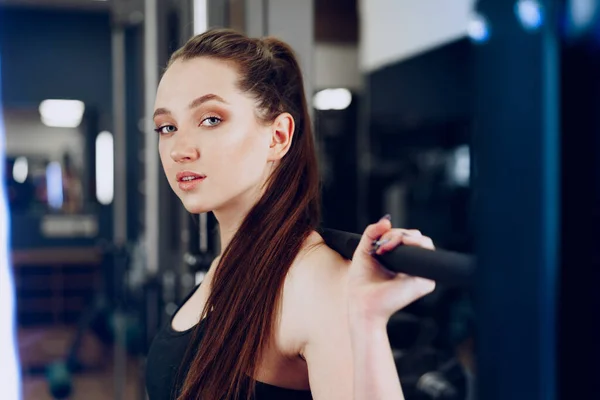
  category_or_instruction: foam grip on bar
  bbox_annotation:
[320,229,475,288]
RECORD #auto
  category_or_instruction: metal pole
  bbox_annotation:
[111,24,128,400]
[144,0,160,277]
[112,29,128,248]
[141,10,164,399]
[355,79,371,229]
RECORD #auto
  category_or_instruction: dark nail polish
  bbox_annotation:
[371,242,381,254]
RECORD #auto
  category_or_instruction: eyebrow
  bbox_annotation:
[153,93,229,119]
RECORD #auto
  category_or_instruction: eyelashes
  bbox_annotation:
[154,125,176,135]
[200,116,222,127]
[154,116,223,135]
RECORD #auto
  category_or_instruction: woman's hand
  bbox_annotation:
[345,215,436,399]
[347,215,436,328]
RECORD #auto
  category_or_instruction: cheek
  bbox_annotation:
[217,130,269,177]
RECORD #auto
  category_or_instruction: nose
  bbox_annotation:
[170,133,200,163]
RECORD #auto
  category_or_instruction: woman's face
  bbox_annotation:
[154,57,275,215]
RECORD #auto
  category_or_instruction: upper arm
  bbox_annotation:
[296,249,355,399]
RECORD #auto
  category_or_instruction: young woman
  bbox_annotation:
[145,28,436,400]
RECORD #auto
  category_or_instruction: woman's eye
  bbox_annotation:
[155,125,177,135]
[201,117,222,127]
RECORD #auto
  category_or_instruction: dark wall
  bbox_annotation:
[368,38,473,128]
[0,6,113,130]
[364,39,477,367]
[365,38,475,252]
[559,36,600,400]
[317,96,360,233]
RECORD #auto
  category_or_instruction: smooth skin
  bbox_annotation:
[154,57,436,399]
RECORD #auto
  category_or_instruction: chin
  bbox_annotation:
[174,192,211,214]
[181,201,214,215]
[176,185,257,216]
[172,186,216,214]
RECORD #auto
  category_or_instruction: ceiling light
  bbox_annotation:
[39,99,85,128]
[313,88,352,111]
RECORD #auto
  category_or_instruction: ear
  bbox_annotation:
[268,112,295,161]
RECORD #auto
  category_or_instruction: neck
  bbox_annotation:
[214,170,274,254]
[215,176,274,253]
[213,196,257,253]
[215,215,240,253]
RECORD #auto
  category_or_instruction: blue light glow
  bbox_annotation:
[0,55,22,400]
[467,12,491,44]
[515,0,544,32]
[565,0,599,38]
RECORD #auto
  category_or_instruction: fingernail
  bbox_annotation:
[379,214,391,222]
[370,238,390,254]
[370,242,380,255]
[369,239,378,255]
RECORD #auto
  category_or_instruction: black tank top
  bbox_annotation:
[145,285,313,400]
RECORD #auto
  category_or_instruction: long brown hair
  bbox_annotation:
[169,29,321,400]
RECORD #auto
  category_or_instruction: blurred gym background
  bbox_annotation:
[1,0,598,399]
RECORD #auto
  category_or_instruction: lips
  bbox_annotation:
[176,171,206,191]
[176,171,206,182]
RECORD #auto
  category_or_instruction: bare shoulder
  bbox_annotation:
[279,231,351,350]
[286,231,351,302]
[280,231,355,398]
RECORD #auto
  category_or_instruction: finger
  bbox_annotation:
[374,232,404,255]
[391,275,436,298]
[400,234,435,250]
[404,229,422,237]
[375,229,426,254]
[355,214,392,258]
[372,275,436,314]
